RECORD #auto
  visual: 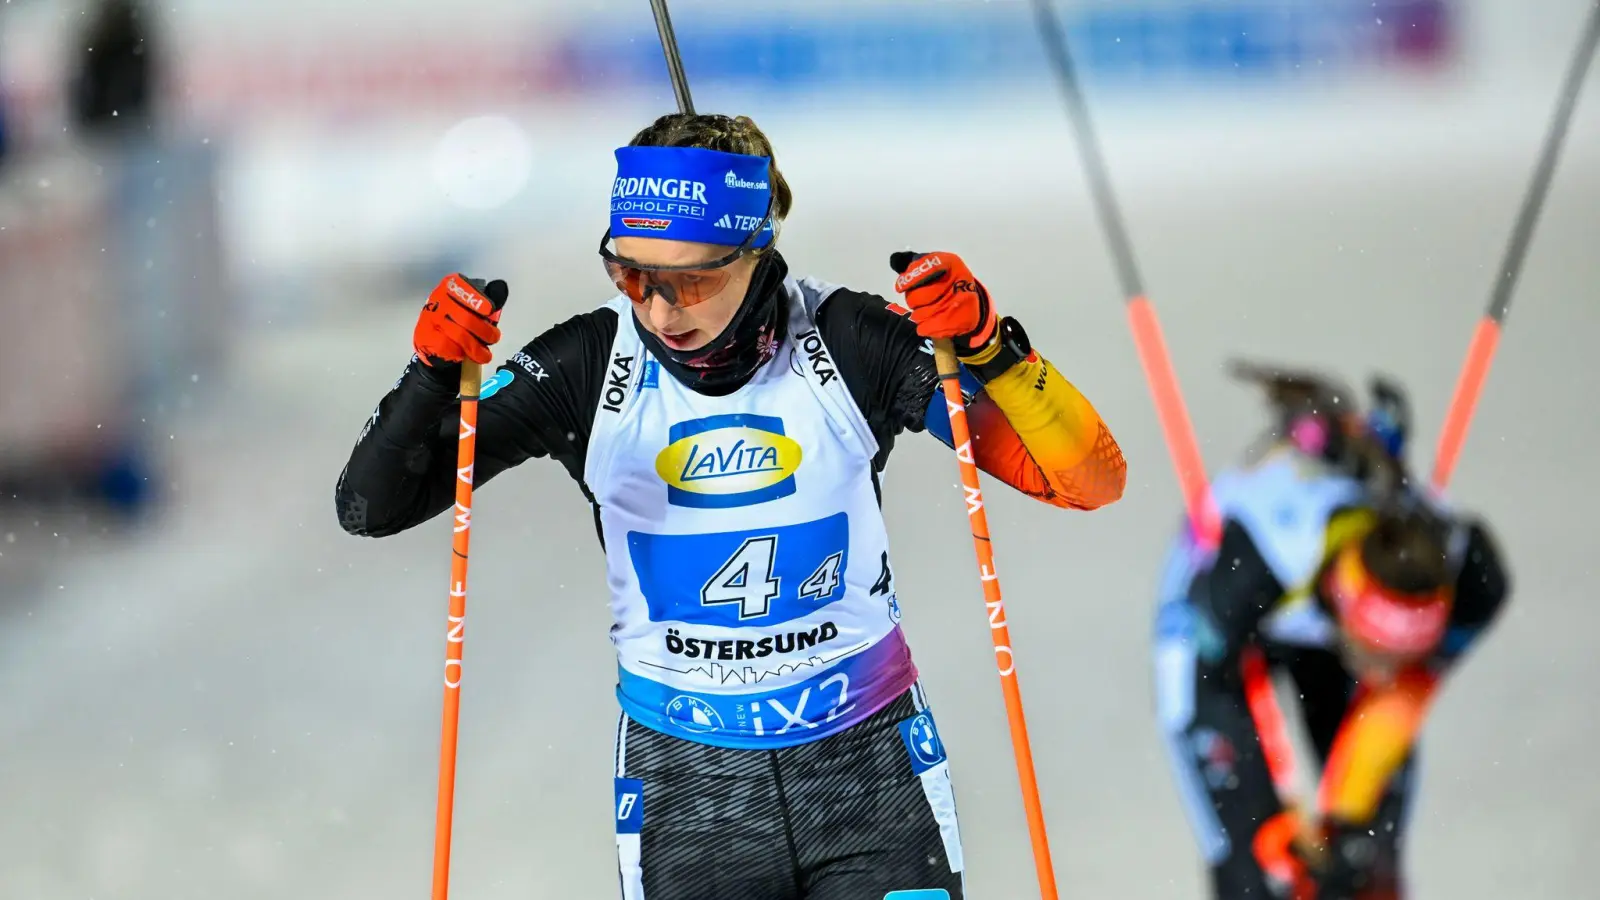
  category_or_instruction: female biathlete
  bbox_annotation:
[1152,363,1510,899]
[335,112,1127,900]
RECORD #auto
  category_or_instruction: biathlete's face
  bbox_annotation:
[611,236,759,352]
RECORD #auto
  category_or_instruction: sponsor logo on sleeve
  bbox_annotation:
[479,368,513,399]
[509,351,549,381]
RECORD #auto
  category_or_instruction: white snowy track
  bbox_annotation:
[3,74,1599,898]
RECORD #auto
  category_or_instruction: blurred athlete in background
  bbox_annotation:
[1152,362,1510,900]
[335,112,1126,900]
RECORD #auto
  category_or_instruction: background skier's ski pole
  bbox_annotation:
[1027,0,1298,806]
[1432,0,1599,491]
[1028,0,1220,549]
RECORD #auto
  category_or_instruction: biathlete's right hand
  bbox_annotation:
[412,274,509,366]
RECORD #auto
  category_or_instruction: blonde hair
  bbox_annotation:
[628,113,793,250]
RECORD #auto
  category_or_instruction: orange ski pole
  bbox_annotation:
[931,338,1059,900]
[430,279,507,900]
[432,356,482,900]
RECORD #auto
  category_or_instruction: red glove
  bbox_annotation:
[889,250,999,357]
[413,274,508,366]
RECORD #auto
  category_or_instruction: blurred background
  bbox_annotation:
[0,0,1595,897]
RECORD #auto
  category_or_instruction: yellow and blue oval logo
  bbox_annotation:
[656,413,802,508]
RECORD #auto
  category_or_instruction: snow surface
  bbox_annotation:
[3,44,1599,900]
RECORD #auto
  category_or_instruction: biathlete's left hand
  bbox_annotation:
[889,250,999,359]
[1294,817,1394,900]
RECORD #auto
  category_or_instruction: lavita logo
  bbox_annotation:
[603,353,635,413]
[655,413,802,508]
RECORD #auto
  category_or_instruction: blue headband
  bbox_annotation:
[610,145,775,249]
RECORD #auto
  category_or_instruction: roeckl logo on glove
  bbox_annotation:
[446,277,489,314]
[894,254,945,292]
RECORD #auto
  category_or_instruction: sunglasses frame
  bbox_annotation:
[598,198,776,305]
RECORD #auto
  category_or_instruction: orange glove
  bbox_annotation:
[889,250,999,357]
[412,274,508,366]
[1254,809,1318,900]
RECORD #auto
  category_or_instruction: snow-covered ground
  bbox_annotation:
[3,25,1599,900]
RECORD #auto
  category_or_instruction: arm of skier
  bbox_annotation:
[334,275,612,537]
[1315,519,1511,825]
[1189,518,1289,672]
[926,351,1125,511]
[816,250,1126,508]
[890,251,1125,509]
[815,279,1124,509]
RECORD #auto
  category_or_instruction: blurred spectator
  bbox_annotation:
[70,0,159,138]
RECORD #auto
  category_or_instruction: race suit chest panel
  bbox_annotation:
[583,279,916,749]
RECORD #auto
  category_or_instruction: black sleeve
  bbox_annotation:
[1191,518,1288,670]
[334,308,618,537]
[1436,517,1510,662]
[812,289,939,471]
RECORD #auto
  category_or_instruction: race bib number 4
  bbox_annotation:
[627,513,850,628]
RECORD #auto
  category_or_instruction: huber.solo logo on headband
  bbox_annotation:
[725,170,769,190]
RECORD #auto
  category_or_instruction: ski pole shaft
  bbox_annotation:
[1029,0,1288,802]
[932,339,1059,900]
[1030,0,1220,545]
[649,0,695,115]
[432,359,484,900]
[1432,0,1600,490]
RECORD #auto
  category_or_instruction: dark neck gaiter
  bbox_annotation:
[633,251,790,397]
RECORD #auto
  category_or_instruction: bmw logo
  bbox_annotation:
[907,713,943,767]
[665,695,725,734]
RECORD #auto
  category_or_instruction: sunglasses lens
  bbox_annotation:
[604,261,732,310]
[604,260,643,301]
[657,269,731,308]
